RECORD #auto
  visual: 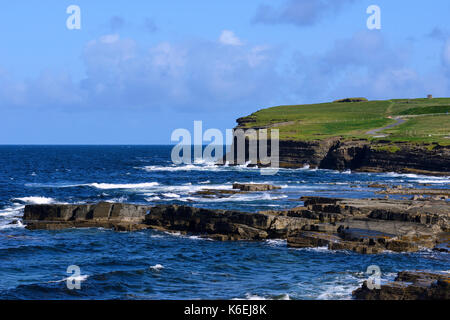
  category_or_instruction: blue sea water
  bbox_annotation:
[0,145,448,300]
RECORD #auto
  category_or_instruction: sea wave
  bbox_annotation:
[149,264,164,271]
[87,182,160,189]
[173,193,288,203]
[0,197,56,228]
[13,196,55,204]
[25,182,160,190]
[264,239,287,247]
[0,220,24,230]
[381,172,450,184]
[47,274,89,284]
[233,293,291,300]
[140,163,220,172]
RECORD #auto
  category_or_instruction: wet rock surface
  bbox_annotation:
[353,271,450,300]
[232,183,281,192]
[285,196,449,253]
[193,183,282,199]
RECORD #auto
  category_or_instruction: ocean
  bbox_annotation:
[0,145,448,299]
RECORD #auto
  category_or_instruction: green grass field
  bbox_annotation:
[238,98,450,145]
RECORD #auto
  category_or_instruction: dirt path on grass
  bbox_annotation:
[366,116,407,136]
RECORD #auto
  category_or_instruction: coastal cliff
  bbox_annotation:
[226,136,450,175]
[230,97,450,175]
[280,139,450,174]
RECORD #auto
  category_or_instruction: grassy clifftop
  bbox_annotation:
[237,98,450,145]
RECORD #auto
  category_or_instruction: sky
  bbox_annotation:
[1,0,450,144]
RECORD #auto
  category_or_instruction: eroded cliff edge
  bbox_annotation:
[282,138,450,175]
[226,136,450,176]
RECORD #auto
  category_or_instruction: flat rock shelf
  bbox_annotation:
[23,196,450,255]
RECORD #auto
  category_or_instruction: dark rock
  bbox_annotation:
[232,183,281,192]
[353,271,450,300]
[224,134,450,175]
[24,202,148,230]
[22,196,449,254]
[194,189,241,198]
[145,205,308,240]
[287,231,341,248]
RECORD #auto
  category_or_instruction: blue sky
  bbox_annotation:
[1,0,450,144]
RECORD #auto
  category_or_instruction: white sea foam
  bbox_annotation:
[415,179,450,184]
[68,274,89,282]
[233,293,290,300]
[145,196,161,202]
[27,182,161,190]
[162,231,211,241]
[48,274,89,284]
[154,183,233,194]
[265,239,287,247]
[141,164,220,172]
[161,193,181,198]
[243,294,267,300]
[0,204,25,217]
[150,264,164,271]
[13,196,56,204]
[87,182,159,189]
[138,160,272,173]
[0,219,24,230]
[1,197,58,228]
[317,284,358,300]
[381,172,450,184]
[178,193,288,203]
[315,273,365,300]
[105,196,128,203]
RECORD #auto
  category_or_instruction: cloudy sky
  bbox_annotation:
[1,0,450,144]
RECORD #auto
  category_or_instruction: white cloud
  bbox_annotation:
[1,31,449,113]
[100,34,120,44]
[219,30,243,46]
[78,33,281,110]
[253,0,355,27]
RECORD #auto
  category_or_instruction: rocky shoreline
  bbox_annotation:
[353,271,450,300]
[21,188,450,300]
[23,194,449,254]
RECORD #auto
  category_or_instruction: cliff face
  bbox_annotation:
[278,138,338,168]
[318,140,450,174]
[227,138,450,175]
